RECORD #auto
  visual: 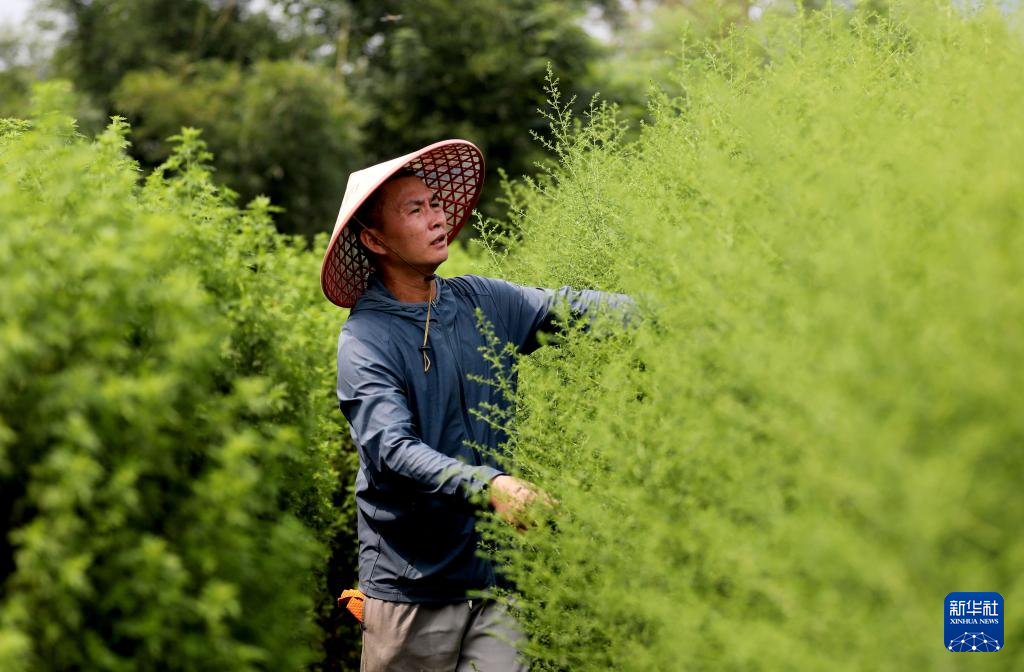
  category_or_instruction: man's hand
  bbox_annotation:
[488,475,556,530]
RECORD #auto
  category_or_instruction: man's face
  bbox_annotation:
[363,175,449,272]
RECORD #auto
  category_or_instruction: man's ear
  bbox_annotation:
[359,227,387,256]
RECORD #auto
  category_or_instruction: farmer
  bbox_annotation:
[321,140,631,671]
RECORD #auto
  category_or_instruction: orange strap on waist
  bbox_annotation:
[337,588,366,624]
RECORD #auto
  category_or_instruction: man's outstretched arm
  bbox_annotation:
[468,275,635,354]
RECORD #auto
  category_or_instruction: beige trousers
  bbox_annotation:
[360,596,528,672]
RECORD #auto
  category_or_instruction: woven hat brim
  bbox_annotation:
[320,140,485,308]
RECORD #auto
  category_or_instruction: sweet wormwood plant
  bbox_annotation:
[472,2,1024,670]
[0,84,358,671]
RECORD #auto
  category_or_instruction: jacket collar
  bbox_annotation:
[356,273,454,324]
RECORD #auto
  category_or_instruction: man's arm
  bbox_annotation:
[472,276,635,354]
[337,334,503,497]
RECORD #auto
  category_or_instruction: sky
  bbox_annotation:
[0,0,32,28]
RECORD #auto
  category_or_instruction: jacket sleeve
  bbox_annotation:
[473,276,635,354]
[337,332,503,497]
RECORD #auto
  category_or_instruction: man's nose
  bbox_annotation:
[430,209,446,230]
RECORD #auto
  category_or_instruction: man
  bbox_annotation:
[321,140,630,671]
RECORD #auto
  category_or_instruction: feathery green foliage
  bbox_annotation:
[475,3,1024,669]
[0,84,356,670]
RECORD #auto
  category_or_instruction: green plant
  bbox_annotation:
[0,84,357,670]
[474,3,1024,669]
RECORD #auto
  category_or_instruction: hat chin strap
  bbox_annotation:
[372,232,437,283]
[374,236,436,374]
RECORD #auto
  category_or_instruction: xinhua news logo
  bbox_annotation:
[945,592,1003,652]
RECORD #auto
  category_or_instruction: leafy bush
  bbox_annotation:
[0,85,357,670]
[475,3,1024,670]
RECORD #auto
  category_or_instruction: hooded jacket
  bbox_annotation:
[337,273,630,603]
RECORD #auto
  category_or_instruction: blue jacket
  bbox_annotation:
[336,273,630,603]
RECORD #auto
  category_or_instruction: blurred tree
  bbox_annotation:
[46,0,294,107]
[359,0,598,200]
[38,0,362,237]
[36,0,635,233]
[271,0,604,221]
[114,59,363,238]
[0,31,32,119]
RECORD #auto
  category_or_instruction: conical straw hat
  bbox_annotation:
[320,139,485,307]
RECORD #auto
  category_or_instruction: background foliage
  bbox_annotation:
[113,58,363,244]
[6,0,754,236]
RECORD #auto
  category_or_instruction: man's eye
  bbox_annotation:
[410,208,420,214]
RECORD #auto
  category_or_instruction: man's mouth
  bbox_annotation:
[430,234,447,247]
